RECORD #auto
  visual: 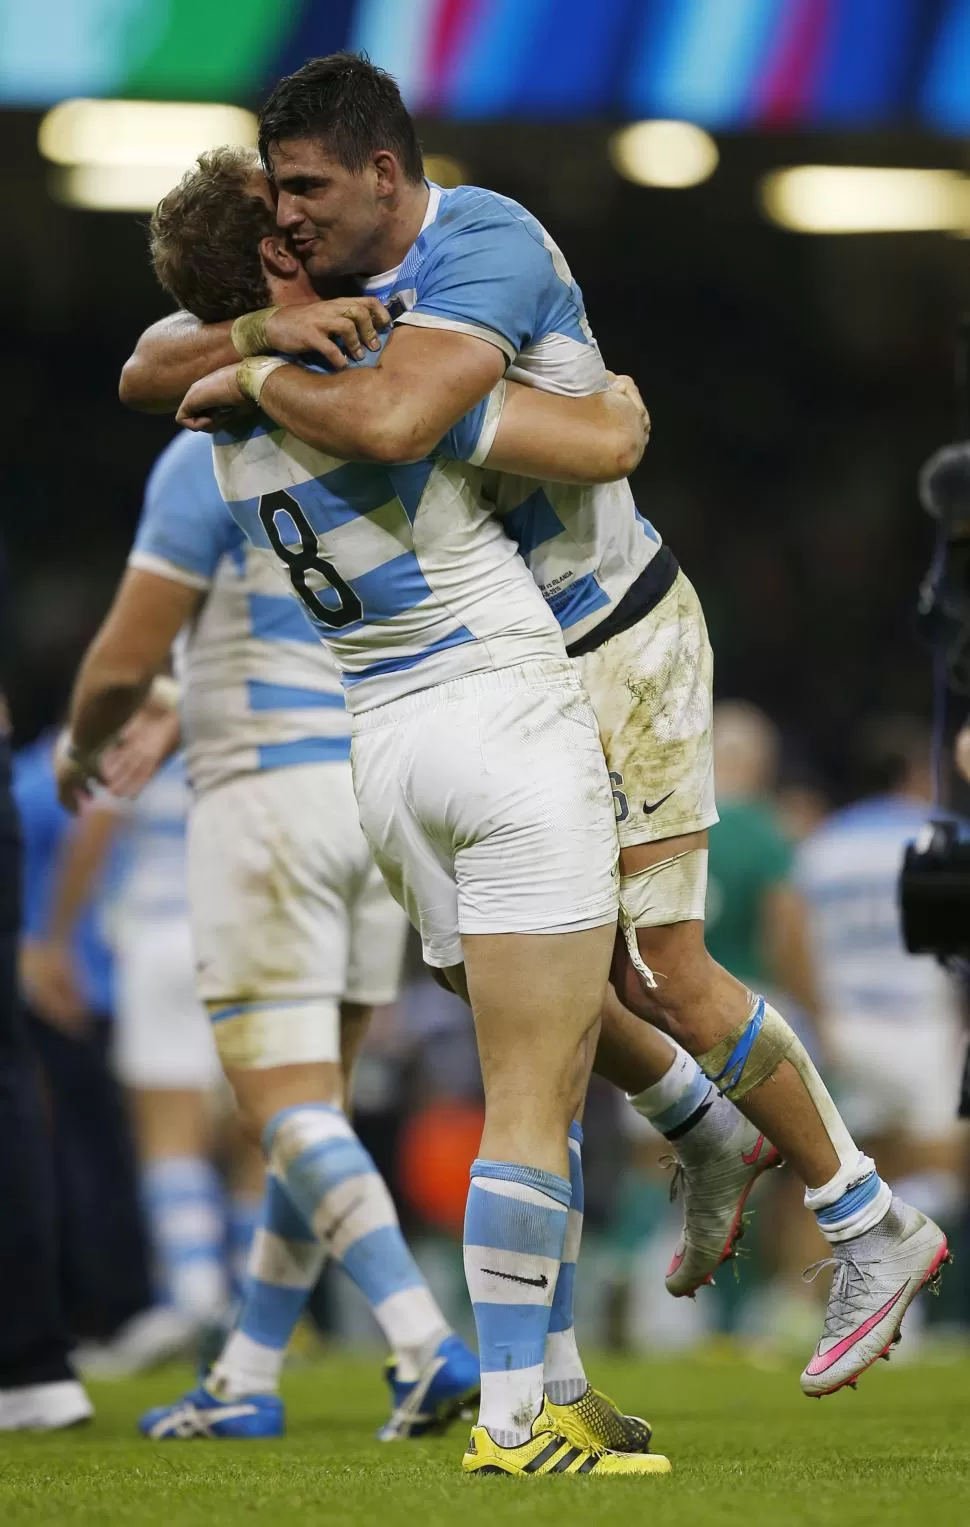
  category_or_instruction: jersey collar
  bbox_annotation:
[359,182,442,294]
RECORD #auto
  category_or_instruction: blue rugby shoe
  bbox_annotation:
[139,1383,284,1441]
[377,1334,480,1441]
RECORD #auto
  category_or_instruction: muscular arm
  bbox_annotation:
[68,569,201,758]
[119,312,237,414]
[251,325,506,464]
[180,323,649,482]
[120,300,391,414]
[485,378,648,483]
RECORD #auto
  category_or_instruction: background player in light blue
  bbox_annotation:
[797,717,967,1307]
[59,423,479,1442]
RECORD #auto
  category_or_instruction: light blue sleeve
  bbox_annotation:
[437,384,507,465]
[406,197,559,361]
[130,431,239,585]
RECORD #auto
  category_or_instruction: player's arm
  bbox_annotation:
[19,799,119,1032]
[119,300,391,414]
[57,570,201,810]
[482,375,649,483]
[120,312,237,414]
[178,323,506,462]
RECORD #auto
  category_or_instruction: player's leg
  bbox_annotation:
[143,766,465,1440]
[579,580,783,1294]
[102,923,228,1378]
[585,577,948,1389]
[224,1113,263,1302]
[595,982,780,1297]
[354,665,668,1476]
[343,864,479,1440]
[442,962,654,1452]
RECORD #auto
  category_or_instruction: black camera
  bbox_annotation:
[900,374,970,1114]
[900,820,970,959]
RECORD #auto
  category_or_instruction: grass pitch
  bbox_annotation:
[1,1354,968,1527]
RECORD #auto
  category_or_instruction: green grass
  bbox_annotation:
[2,1355,969,1527]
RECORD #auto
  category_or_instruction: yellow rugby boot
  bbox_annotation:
[461,1400,671,1477]
[544,1385,654,1454]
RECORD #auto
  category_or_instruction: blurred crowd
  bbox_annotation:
[10,696,968,1376]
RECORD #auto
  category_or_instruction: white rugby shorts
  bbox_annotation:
[113,916,221,1091]
[188,761,408,1013]
[574,571,718,851]
[350,659,620,968]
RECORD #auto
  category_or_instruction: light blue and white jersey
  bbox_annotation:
[130,429,352,793]
[379,183,665,643]
[212,182,661,711]
[112,755,191,932]
[797,796,960,1025]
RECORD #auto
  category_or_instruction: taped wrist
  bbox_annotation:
[237,355,287,405]
[148,674,180,712]
[54,728,103,782]
[230,306,281,357]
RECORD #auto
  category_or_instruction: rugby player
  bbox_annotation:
[59,415,480,1438]
[69,160,664,1475]
[122,53,945,1427]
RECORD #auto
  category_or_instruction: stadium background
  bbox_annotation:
[2,0,970,1419]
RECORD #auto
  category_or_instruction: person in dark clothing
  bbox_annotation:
[0,538,93,1429]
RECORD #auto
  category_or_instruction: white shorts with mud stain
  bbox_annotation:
[573,571,718,851]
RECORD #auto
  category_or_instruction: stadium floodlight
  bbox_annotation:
[760,165,970,234]
[608,120,718,189]
[49,163,199,213]
[39,98,256,168]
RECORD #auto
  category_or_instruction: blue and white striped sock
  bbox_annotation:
[629,1041,715,1140]
[544,1122,588,1405]
[267,1104,449,1381]
[227,1193,263,1300]
[141,1156,228,1323]
[805,1153,893,1244]
[465,1158,570,1447]
[210,1172,325,1399]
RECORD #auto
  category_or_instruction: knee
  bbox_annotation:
[617,921,719,1050]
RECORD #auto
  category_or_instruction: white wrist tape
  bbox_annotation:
[230,305,281,358]
[236,355,288,405]
[148,674,180,712]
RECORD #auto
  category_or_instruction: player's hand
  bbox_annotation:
[176,365,248,431]
[19,939,90,1034]
[54,730,100,813]
[264,298,391,369]
[603,373,651,470]
[100,704,181,799]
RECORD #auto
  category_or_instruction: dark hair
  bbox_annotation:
[851,715,931,796]
[150,147,277,323]
[258,52,424,184]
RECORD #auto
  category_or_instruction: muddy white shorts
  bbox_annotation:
[188,762,408,1067]
[574,571,718,851]
[350,660,620,969]
[113,916,221,1091]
